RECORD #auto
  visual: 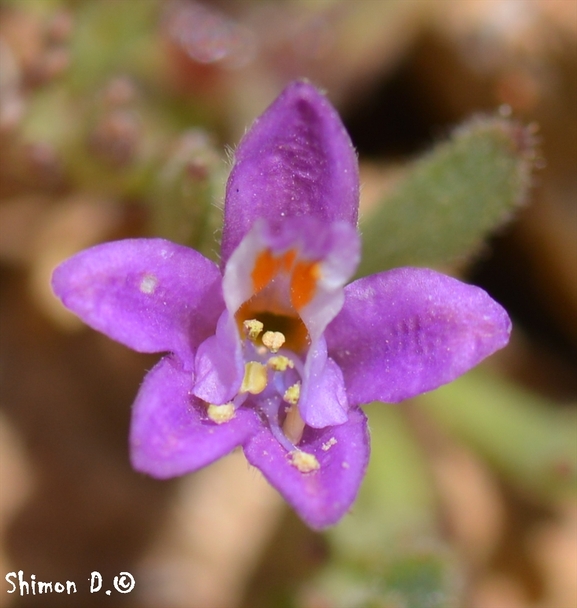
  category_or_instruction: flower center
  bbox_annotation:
[198,220,355,473]
[231,258,314,449]
[203,308,310,454]
[236,306,310,354]
[236,316,308,447]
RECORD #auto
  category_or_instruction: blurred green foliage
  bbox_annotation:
[67,0,161,92]
[309,552,458,608]
[310,368,576,607]
[424,371,577,499]
[311,405,458,608]
[331,405,436,563]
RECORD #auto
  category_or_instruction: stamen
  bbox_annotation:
[240,361,268,395]
[283,402,305,444]
[283,382,301,405]
[268,355,294,372]
[290,451,320,473]
[262,330,285,353]
[207,403,235,424]
[243,319,264,341]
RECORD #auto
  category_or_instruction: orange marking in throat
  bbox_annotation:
[251,248,320,311]
[251,249,297,294]
[291,260,321,310]
[282,249,297,272]
[251,250,280,293]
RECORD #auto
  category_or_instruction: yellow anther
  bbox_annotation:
[207,403,235,424]
[243,319,264,341]
[283,382,301,405]
[268,355,294,372]
[240,361,268,395]
[290,451,320,473]
[262,330,285,353]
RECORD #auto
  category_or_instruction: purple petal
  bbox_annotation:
[52,239,224,367]
[130,355,257,478]
[243,407,369,529]
[326,268,512,405]
[193,311,244,404]
[299,337,348,428]
[221,81,359,264]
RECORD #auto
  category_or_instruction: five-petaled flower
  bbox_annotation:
[52,81,511,529]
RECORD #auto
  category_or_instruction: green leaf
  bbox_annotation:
[358,117,536,275]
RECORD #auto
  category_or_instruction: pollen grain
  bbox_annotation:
[262,330,285,353]
[207,403,236,424]
[243,318,264,340]
[290,451,320,473]
[268,355,294,371]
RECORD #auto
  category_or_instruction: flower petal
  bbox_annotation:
[326,268,512,405]
[243,407,369,529]
[52,239,224,367]
[193,311,244,404]
[130,355,257,478]
[221,81,360,264]
[299,337,348,428]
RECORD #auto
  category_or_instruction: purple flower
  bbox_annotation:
[52,81,511,529]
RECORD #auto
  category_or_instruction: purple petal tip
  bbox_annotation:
[221,80,359,264]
